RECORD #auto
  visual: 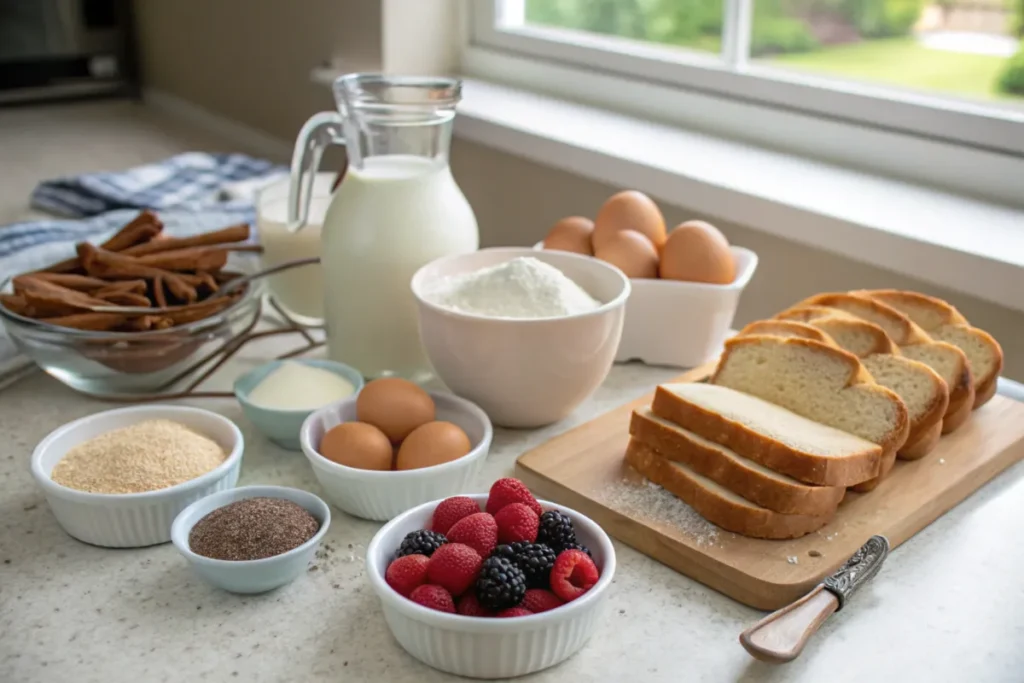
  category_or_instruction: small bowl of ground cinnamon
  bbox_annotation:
[31,404,244,548]
[170,485,331,594]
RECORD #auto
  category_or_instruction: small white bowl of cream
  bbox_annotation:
[234,359,364,450]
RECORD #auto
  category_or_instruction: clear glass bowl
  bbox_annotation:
[0,278,262,395]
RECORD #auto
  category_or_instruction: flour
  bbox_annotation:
[426,256,601,318]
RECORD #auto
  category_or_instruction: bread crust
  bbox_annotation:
[713,336,910,469]
[942,394,974,434]
[898,419,943,461]
[737,320,837,347]
[651,384,881,487]
[625,440,833,540]
[854,289,968,327]
[630,410,845,516]
[795,292,933,346]
[860,354,948,460]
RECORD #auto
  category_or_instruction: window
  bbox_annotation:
[466,1,1024,159]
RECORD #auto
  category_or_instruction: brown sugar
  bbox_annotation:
[51,419,226,494]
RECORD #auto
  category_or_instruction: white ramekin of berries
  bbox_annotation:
[365,477,617,679]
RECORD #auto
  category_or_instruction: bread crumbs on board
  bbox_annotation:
[597,477,721,547]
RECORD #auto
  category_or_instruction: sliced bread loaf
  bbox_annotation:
[860,354,948,460]
[786,292,974,431]
[857,289,1003,410]
[625,440,833,540]
[710,336,910,491]
[651,382,882,486]
[737,320,837,347]
[630,408,845,515]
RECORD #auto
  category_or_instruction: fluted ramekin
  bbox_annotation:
[31,404,243,548]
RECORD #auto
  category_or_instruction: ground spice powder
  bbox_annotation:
[188,497,320,561]
[51,419,226,494]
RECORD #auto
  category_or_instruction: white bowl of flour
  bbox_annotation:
[412,248,630,428]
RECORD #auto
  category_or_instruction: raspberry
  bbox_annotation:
[395,529,447,558]
[446,512,498,557]
[486,478,542,517]
[496,607,533,618]
[409,584,455,613]
[550,549,600,602]
[522,589,564,613]
[494,503,539,544]
[426,543,483,596]
[536,510,577,552]
[456,592,495,617]
[385,554,429,597]
[431,496,480,535]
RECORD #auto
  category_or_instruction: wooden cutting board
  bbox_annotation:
[515,365,1024,610]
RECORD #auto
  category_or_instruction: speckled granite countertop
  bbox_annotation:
[2,358,1023,683]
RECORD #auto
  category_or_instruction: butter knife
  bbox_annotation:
[740,535,890,663]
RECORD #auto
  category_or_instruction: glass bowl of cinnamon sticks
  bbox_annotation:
[0,210,263,395]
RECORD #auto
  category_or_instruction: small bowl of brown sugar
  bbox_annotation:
[171,485,331,594]
[31,405,244,548]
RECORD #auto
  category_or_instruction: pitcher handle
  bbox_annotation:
[288,111,345,233]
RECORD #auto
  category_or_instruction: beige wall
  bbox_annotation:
[133,2,1023,380]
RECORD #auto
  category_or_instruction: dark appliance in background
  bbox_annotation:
[0,0,137,105]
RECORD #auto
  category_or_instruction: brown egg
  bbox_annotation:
[318,421,393,470]
[592,190,667,252]
[543,216,595,255]
[356,378,435,443]
[659,220,736,284]
[594,229,659,278]
[395,421,472,471]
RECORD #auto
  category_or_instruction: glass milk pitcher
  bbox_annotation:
[289,74,479,381]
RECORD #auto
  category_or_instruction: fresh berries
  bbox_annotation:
[410,584,455,613]
[385,554,430,597]
[550,549,600,602]
[496,542,557,589]
[564,542,592,558]
[536,510,577,552]
[475,556,528,610]
[486,478,543,517]
[496,607,533,618]
[396,529,447,558]
[456,592,495,617]
[494,503,539,544]
[426,543,483,596]
[431,496,480,535]
[446,512,499,557]
[522,589,564,614]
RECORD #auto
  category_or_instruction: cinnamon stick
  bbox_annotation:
[93,280,148,297]
[78,244,197,302]
[0,294,34,317]
[95,291,153,307]
[121,223,251,256]
[152,276,167,309]
[134,247,231,272]
[13,272,111,292]
[41,210,163,274]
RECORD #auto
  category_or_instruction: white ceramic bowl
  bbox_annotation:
[411,247,630,428]
[171,485,331,594]
[366,494,617,679]
[30,404,244,548]
[534,242,758,368]
[300,392,493,521]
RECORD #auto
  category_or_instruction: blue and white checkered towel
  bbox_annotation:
[0,153,288,383]
[31,152,284,218]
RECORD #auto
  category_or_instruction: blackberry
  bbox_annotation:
[475,556,527,610]
[536,510,576,552]
[564,542,592,559]
[395,530,447,558]
[511,542,558,589]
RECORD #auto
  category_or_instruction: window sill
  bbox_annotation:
[452,79,1024,314]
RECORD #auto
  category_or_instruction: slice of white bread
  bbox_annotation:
[651,382,882,487]
[737,320,837,347]
[625,439,833,540]
[776,308,898,357]
[860,354,948,460]
[710,336,910,492]
[785,292,974,432]
[630,408,845,516]
[855,289,1003,410]
[736,318,948,460]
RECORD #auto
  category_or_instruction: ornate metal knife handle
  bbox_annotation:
[823,535,890,611]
